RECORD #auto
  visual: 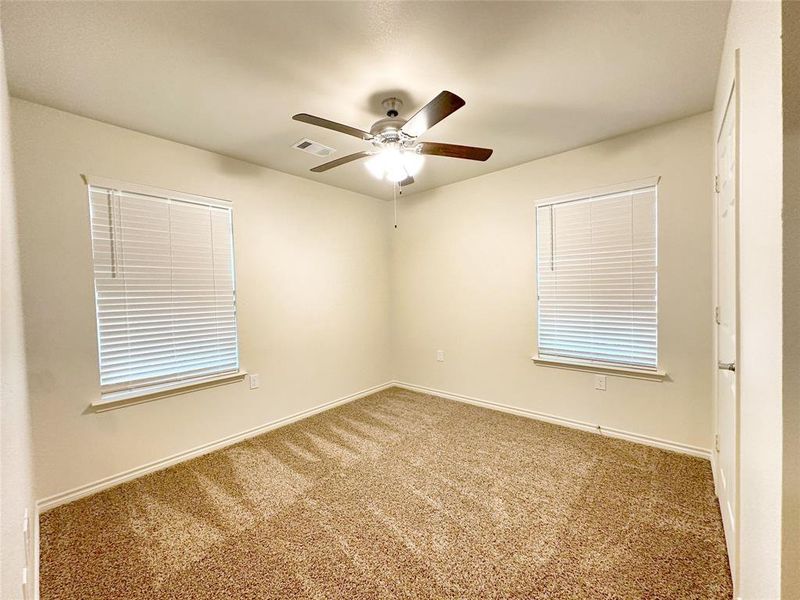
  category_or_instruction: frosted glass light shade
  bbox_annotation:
[365,154,385,179]
[401,151,424,176]
[364,147,425,182]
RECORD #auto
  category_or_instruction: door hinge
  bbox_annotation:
[715,434,720,453]
[714,306,720,325]
[714,175,720,194]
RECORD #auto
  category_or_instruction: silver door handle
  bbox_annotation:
[718,361,736,372]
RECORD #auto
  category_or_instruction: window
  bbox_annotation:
[535,179,658,371]
[87,177,239,404]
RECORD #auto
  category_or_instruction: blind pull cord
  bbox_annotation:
[393,181,398,228]
[550,204,555,271]
[107,190,117,278]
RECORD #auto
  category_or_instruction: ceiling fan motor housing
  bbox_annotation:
[370,117,407,139]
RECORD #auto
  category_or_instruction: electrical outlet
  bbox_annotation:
[249,374,260,390]
[436,350,445,362]
[595,375,607,391]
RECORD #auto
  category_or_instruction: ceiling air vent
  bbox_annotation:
[292,138,335,158]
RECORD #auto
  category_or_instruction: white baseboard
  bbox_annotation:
[33,503,40,600]
[36,381,395,513]
[393,381,712,460]
[710,445,720,496]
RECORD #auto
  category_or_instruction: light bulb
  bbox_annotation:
[381,147,404,181]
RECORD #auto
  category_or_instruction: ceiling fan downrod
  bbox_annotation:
[382,97,403,118]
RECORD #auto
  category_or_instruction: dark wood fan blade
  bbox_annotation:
[418,142,493,161]
[400,91,465,137]
[293,113,373,140]
[310,151,373,173]
[399,175,415,187]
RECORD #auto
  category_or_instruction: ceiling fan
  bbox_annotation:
[292,91,493,186]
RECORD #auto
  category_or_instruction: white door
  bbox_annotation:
[715,83,738,574]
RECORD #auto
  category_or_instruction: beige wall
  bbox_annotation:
[713,1,784,597]
[782,2,799,597]
[10,99,393,501]
[392,112,714,451]
[11,101,718,504]
[0,24,35,600]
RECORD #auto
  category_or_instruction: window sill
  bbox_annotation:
[531,356,666,381]
[91,371,247,412]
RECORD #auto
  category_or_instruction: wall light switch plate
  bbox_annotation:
[595,375,607,391]
[249,374,260,390]
[436,350,445,362]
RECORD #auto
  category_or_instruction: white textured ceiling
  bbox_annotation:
[1,1,729,200]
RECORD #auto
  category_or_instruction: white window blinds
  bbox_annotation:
[88,180,239,398]
[536,181,658,369]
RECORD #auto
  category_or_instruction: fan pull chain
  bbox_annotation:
[393,182,398,228]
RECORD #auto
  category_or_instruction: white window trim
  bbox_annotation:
[535,175,661,207]
[84,174,241,409]
[91,370,247,412]
[82,175,232,209]
[531,355,666,381]
[533,176,663,376]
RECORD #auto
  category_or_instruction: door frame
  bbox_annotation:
[712,49,741,590]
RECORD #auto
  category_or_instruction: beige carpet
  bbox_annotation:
[40,387,732,599]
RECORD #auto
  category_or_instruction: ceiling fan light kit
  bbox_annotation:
[292,90,494,188]
[365,147,424,183]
